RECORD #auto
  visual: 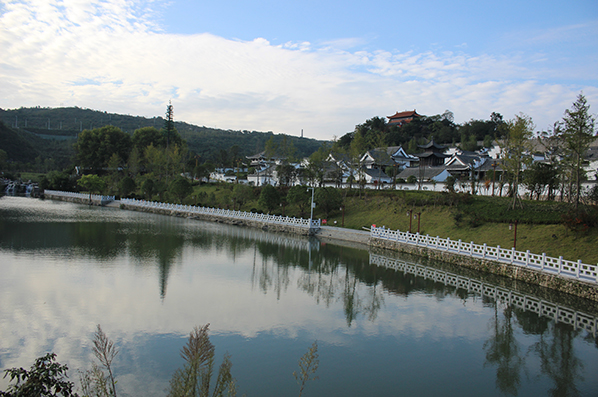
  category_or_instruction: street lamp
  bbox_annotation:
[307,187,315,226]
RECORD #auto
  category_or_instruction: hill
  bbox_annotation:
[0,107,327,165]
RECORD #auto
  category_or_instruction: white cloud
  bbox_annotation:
[0,0,596,140]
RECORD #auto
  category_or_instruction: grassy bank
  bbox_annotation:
[182,183,598,265]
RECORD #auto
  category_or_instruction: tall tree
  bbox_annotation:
[561,93,596,209]
[500,114,534,209]
[164,100,174,149]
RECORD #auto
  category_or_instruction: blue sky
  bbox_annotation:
[0,0,597,140]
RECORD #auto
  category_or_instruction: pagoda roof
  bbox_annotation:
[415,152,448,159]
[388,110,422,120]
[418,138,447,150]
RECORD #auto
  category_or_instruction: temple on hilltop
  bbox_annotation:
[387,110,422,126]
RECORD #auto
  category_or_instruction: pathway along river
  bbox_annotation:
[1,196,597,396]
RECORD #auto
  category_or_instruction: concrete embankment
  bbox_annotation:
[44,192,106,206]
[314,225,370,245]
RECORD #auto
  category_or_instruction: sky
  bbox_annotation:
[0,0,597,141]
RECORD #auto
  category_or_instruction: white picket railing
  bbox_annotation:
[44,190,115,204]
[120,198,321,228]
[370,226,598,284]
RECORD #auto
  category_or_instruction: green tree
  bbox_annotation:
[169,176,193,203]
[231,184,253,210]
[118,176,136,197]
[307,144,331,187]
[287,185,311,216]
[561,93,595,209]
[75,126,132,172]
[106,153,122,194]
[314,187,342,218]
[127,147,142,177]
[132,127,164,152]
[164,101,175,149]
[500,114,534,209]
[0,149,7,171]
[523,162,558,200]
[142,177,155,200]
[78,174,106,201]
[258,184,280,212]
[40,171,74,191]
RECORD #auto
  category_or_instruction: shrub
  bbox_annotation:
[561,207,598,234]
[1,353,77,397]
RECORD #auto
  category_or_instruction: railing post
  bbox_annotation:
[511,247,515,264]
[576,260,581,279]
[541,253,546,270]
[470,242,474,257]
[526,250,530,268]
[483,243,487,258]
[558,256,563,274]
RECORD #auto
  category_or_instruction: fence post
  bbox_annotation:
[483,243,487,258]
[511,247,515,264]
[526,250,530,268]
[576,260,581,279]
[558,256,563,275]
[541,253,546,270]
[457,239,461,254]
[470,242,474,257]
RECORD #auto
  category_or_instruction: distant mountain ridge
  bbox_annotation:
[0,106,326,165]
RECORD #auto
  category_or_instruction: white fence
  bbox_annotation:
[45,190,115,204]
[120,198,321,229]
[371,226,598,284]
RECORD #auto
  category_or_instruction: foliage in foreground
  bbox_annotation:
[0,353,77,397]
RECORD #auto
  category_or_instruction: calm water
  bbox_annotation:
[1,196,597,396]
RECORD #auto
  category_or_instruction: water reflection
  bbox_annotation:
[1,197,597,397]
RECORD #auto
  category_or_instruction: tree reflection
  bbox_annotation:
[532,323,584,397]
[484,303,524,396]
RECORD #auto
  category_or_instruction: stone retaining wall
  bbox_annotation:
[44,192,105,206]
[370,237,598,302]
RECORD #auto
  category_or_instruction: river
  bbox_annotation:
[1,196,597,396]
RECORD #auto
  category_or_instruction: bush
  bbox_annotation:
[561,207,598,234]
[1,353,77,397]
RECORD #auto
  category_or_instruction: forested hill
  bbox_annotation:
[0,106,326,161]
